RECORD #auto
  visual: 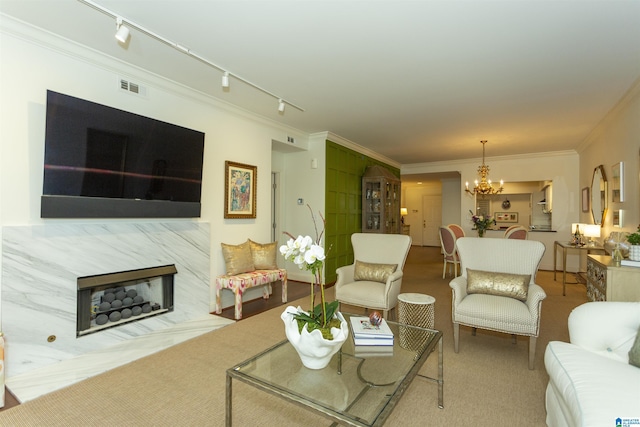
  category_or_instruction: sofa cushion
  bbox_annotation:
[221,240,254,275]
[629,327,640,368]
[249,240,278,270]
[353,260,397,283]
[466,268,531,301]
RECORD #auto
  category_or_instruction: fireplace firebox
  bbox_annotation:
[77,265,176,336]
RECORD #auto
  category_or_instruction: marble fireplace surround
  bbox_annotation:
[1,221,218,399]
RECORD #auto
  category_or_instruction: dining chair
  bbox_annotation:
[505,225,529,240]
[439,226,460,279]
[448,224,466,239]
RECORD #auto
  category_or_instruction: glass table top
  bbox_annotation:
[226,313,442,427]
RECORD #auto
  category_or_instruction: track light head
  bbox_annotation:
[115,17,130,43]
[221,72,230,88]
[278,99,285,113]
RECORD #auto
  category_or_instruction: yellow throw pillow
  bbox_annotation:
[466,268,531,301]
[249,240,278,270]
[353,260,398,283]
[221,240,254,275]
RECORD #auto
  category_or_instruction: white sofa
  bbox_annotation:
[544,302,640,427]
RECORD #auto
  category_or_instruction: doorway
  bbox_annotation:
[422,195,442,246]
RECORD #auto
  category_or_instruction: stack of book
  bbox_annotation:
[621,259,640,268]
[350,316,394,346]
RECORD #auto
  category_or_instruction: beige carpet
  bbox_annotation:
[0,246,586,426]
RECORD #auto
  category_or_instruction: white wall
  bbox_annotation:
[0,17,310,312]
[578,78,640,243]
[277,133,327,282]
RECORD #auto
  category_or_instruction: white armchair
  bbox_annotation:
[449,237,546,369]
[335,233,412,319]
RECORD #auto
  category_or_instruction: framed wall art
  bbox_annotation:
[224,161,257,219]
[611,161,624,202]
[581,187,589,213]
[495,212,518,223]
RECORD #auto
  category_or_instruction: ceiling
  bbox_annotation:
[2,0,640,166]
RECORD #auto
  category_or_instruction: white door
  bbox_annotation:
[422,195,442,247]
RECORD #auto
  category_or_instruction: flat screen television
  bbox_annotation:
[41,90,205,218]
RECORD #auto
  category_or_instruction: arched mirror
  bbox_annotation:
[591,165,608,226]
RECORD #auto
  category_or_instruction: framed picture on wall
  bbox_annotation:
[581,187,589,213]
[224,161,257,219]
[495,212,518,223]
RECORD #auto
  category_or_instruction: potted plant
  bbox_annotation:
[627,224,640,261]
[279,206,349,369]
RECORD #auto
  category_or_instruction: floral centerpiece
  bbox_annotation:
[469,210,496,237]
[279,206,349,369]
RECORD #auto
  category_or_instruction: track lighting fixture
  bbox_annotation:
[78,0,303,113]
[115,17,130,43]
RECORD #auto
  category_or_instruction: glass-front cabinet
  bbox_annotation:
[362,165,401,234]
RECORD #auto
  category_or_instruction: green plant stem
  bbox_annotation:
[320,285,326,326]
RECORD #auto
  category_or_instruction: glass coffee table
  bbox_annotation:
[226,313,443,426]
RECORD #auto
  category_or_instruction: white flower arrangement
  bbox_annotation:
[279,206,338,336]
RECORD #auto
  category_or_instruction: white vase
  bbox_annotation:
[281,306,349,370]
[629,245,640,261]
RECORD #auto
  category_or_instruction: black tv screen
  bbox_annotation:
[41,90,205,218]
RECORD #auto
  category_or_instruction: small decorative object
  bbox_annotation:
[469,210,496,238]
[571,223,585,247]
[369,311,383,326]
[612,247,623,266]
[627,225,640,262]
[502,199,511,209]
[280,205,348,369]
[224,161,257,219]
[604,231,630,257]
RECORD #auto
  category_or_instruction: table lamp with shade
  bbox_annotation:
[401,207,408,224]
[583,224,601,246]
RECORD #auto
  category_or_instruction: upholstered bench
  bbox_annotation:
[215,239,287,320]
[215,269,287,320]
